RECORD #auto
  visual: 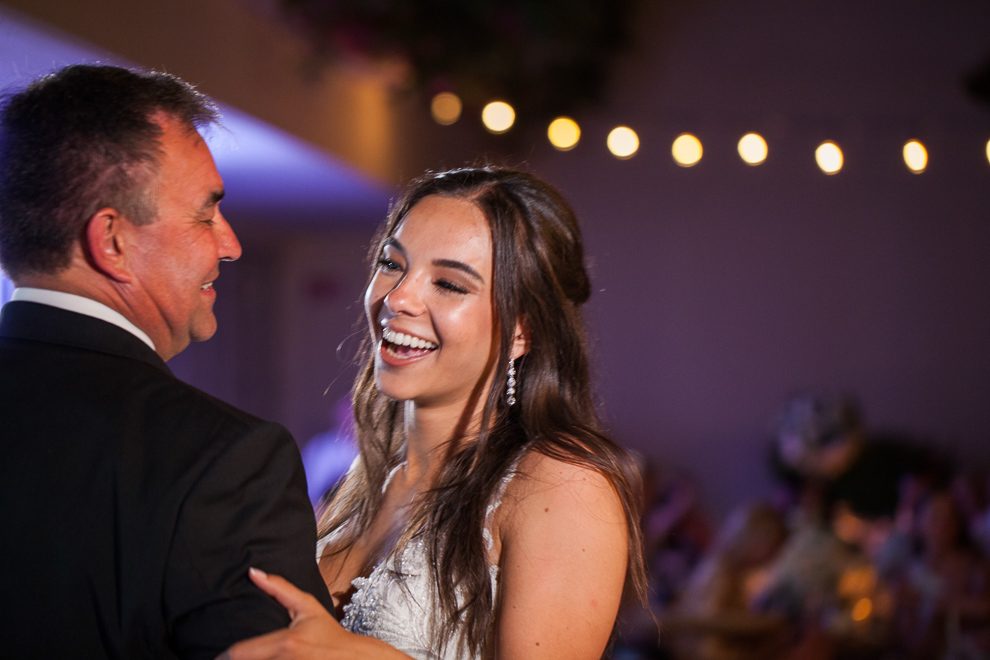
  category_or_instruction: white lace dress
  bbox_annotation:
[316,464,520,660]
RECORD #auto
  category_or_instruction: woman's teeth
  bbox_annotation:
[201,282,214,291]
[382,327,437,350]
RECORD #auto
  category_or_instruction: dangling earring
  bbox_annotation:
[506,357,517,407]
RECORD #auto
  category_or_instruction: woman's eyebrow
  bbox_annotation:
[382,236,405,253]
[433,259,484,282]
[384,236,483,281]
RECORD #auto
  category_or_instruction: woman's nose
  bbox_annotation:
[383,273,425,316]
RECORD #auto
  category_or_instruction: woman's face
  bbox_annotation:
[364,195,500,413]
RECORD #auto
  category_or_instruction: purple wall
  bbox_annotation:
[525,0,990,514]
[174,0,990,518]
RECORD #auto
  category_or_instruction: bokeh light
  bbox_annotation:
[548,117,581,151]
[985,139,990,166]
[481,101,515,133]
[607,126,639,159]
[672,133,702,166]
[430,92,462,125]
[903,140,927,173]
[851,598,872,622]
[738,133,768,165]
[815,141,843,174]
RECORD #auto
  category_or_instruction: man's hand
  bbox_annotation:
[219,568,410,660]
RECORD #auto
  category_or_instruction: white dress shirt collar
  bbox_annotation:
[11,287,156,352]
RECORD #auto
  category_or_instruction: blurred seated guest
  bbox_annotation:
[754,471,863,653]
[772,393,865,490]
[668,504,790,660]
[643,466,713,609]
[771,393,923,525]
[952,471,990,561]
[872,471,939,582]
[613,464,713,658]
[890,490,990,659]
[760,396,861,623]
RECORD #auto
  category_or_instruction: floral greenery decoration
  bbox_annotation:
[278,0,639,128]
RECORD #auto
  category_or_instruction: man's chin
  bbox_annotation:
[187,313,219,346]
[191,321,218,344]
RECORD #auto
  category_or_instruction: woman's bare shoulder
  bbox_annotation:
[493,447,630,658]
[500,448,626,530]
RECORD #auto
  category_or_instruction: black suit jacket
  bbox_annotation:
[0,301,333,658]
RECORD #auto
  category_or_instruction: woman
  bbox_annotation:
[227,167,647,659]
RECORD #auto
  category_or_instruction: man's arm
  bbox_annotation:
[164,421,332,660]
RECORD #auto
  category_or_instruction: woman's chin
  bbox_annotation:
[373,375,419,403]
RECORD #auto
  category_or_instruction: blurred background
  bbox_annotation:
[2,1,989,656]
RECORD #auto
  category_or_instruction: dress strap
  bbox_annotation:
[482,452,527,601]
[382,462,405,494]
[482,452,526,550]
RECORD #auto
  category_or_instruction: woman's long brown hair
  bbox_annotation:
[317,167,647,658]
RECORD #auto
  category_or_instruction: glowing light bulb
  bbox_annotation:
[672,133,702,167]
[903,140,927,173]
[816,141,843,174]
[481,101,515,134]
[430,92,462,125]
[985,139,989,166]
[548,117,580,151]
[607,126,639,159]
[738,133,767,165]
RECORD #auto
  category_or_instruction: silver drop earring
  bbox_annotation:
[506,358,517,406]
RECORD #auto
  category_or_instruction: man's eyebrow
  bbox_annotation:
[433,258,483,282]
[203,189,225,211]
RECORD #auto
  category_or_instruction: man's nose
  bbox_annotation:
[215,211,242,262]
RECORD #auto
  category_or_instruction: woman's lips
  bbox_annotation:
[378,327,438,365]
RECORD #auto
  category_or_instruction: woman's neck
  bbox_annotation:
[403,399,483,484]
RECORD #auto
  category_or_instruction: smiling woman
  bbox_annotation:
[226,166,648,660]
[365,194,502,410]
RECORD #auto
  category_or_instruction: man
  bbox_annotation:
[0,65,332,658]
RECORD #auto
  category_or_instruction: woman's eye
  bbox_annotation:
[435,279,468,294]
[377,257,402,272]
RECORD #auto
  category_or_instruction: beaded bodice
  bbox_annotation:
[340,537,469,659]
[316,462,520,660]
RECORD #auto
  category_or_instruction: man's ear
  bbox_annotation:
[84,207,133,283]
[510,318,531,360]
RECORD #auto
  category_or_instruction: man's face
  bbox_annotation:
[124,115,241,360]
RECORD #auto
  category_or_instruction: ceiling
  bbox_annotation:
[0,5,393,227]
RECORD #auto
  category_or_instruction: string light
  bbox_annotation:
[430,92,462,125]
[816,141,843,174]
[548,117,581,151]
[481,101,515,133]
[435,104,986,173]
[607,126,639,159]
[903,140,927,173]
[672,134,702,166]
[738,133,768,165]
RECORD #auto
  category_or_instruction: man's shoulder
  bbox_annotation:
[166,376,274,434]
[2,325,284,455]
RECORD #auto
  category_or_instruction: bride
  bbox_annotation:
[226,167,647,659]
